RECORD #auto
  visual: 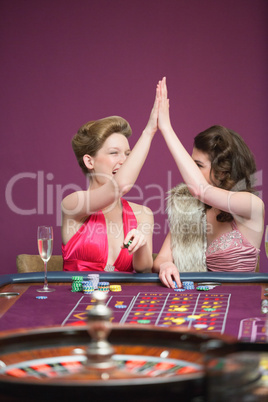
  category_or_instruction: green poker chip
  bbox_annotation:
[71,282,83,292]
[196,286,210,291]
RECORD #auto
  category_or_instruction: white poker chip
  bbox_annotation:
[87,274,99,289]
[197,282,221,286]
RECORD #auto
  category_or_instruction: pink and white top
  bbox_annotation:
[206,221,260,272]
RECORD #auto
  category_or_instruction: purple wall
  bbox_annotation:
[1,0,267,274]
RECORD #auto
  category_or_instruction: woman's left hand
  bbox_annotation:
[143,83,160,137]
[123,229,146,254]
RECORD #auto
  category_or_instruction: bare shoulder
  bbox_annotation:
[127,201,154,223]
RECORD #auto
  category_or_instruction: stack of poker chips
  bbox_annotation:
[182,281,195,290]
[82,280,94,294]
[173,281,185,292]
[87,274,99,290]
[98,282,110,293]
[261,299,268,314]
[110,284,122,292]
[71,276,84,292]
[196,285,210,291]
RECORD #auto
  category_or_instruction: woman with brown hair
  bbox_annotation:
[153,77,265,288]
[61,90,159,273]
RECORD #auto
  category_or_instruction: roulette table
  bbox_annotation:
[0,271,267,401]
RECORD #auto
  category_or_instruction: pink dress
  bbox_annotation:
[206,221,260,272]
[62,199,137,272]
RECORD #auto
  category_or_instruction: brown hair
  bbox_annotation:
[72,116,132,174]
[194,125,256,222]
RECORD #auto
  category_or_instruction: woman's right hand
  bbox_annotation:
[158,77,172,133]
[159,261,182,289]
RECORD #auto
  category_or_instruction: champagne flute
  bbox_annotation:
[37,226,55,292]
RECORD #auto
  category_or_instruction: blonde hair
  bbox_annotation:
[72,116,132,174]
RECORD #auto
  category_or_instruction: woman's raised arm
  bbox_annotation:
[62,86,160,222]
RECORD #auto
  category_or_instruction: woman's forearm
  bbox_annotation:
[158,77,209,198]
[132,243,153,273]
[115,84,158,195]
[160,126,209,198]
[115,130,154,195]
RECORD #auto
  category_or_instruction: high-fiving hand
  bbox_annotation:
[157,77,172,133]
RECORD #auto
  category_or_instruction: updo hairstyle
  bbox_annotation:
[72,116,132,174]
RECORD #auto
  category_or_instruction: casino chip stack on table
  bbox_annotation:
[174,281,195,291]
[71,277,221,295]
[88,274,100,290]
[173,281,220,292]
[82,281,94,294]
[109,284,122,292]
[71,276,84,292]
[98,282,110,293]
[71,274,122,294]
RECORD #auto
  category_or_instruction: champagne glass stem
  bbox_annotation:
[43,261,49,291]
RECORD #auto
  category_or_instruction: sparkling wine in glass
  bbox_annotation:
[37,226,55,292]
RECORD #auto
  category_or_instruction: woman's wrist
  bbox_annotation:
[142,126,157,139]
[159,122,174,136]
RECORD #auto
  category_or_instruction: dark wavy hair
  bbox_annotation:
[194,125,256,222]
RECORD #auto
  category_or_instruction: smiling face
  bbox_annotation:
[191,147,213,184]
[85,133,131,186]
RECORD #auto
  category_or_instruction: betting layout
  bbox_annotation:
[0,283,266,343]
[64,290,229,331]
[62,285,267,343]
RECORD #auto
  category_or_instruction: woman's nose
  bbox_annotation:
[119,153,127,164]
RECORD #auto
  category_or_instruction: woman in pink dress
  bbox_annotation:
[62,89,159,273]
[153,78,265,288]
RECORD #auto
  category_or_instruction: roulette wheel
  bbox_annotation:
[0,291,267,402]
